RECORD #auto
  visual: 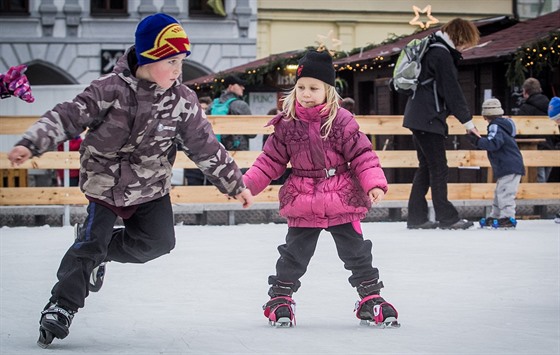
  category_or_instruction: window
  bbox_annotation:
[190,0,227,17]
[91,0,127,16]
[0,0,29,15]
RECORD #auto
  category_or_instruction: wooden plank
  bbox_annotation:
[0,116,39,134]
[0,150,556,172]
[2,115,558,135]
[2,183,558,206]
[1,150,558,171]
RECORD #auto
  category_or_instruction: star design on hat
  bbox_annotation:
[316,30,342,56]
[409,5,439,29]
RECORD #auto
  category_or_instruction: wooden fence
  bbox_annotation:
[0,115,558,223]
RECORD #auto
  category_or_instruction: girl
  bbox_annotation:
[243,50,399,328]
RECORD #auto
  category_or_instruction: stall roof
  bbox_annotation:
[334,11,559,66]
[185,11,559,87]
[184,50,302,87]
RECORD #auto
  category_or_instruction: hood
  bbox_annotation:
[491,117,517,137]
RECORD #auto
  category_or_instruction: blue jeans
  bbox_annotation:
[407,131,459,226]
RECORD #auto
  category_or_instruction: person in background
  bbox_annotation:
[198,95,212,111]
[210,74,256,151]
[243,50,399,328]
[519,78,549,116]
[518,78,551,183]
[403,18,480,230]
[8,13,252,347]
[340,97,355,113]
[470,98,524,229]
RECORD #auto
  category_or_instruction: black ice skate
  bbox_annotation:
[75,223,107,292]
[263,281,296,327]
[89,262,106,292]
[355,279,400,328]
[37,303,75,348]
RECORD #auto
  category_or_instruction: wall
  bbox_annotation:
[256,0,514,58]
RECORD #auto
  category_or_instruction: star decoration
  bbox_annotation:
[409,5,440,29]
[316,30,343,56]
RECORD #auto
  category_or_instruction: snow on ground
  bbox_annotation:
[1,220,559,355]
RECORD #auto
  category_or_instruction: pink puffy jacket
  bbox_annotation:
[243,104,388,228]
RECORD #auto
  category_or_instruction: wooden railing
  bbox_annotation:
[1,115,558,208]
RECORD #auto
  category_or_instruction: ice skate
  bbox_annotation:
[355,294,400,328]
[37,303,75,348]
[492,217,517,229]
[89,262,106,292]
[479,217,496,229]
[355,279,400,328]
[263,281,296,327]
[263,296,296,327]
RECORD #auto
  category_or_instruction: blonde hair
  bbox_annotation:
[441,18,480,48]
[281,83,341,138]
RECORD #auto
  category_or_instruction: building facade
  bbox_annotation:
[0,0,258,87]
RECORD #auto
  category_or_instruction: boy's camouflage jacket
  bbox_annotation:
[16,47,245,207]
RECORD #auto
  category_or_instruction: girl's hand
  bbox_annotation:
[368,187,385,205]
[235,188,254,208]
[7,145,32,166]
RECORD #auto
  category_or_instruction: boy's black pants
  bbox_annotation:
[268,223,379,291]
[49,195,176,311]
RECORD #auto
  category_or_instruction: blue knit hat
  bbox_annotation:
[549,96,560,121]
[135,13,191,66]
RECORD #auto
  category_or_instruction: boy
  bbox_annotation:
[7,13,252,347]
[471,98,524,228]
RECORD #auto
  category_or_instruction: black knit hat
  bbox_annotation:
[296,50,335,86]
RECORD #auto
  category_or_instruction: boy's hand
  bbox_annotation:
[368,187,385,205]
[235,188,253,208]
[7,145,32,166]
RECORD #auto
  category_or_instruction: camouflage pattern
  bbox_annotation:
[17,46,245,207]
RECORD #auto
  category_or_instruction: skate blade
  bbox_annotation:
[269,317,293,328]
[360,317,401,329]
[37,328,55,348]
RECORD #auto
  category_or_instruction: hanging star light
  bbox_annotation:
[316,30,343,56]
[409,5,439,29]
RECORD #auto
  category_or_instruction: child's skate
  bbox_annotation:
[89,262,106,292]
[355,294,400,328]
[263,281,296,327]
[479,217,496,229]
[37,303,75,348]
[355,279,400,328]
[493,217,517,229]
[263,296,296,327]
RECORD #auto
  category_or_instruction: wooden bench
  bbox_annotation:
[1,115,558,225]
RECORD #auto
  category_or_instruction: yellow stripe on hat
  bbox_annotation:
[141,23,191,61]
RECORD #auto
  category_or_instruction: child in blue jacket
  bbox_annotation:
[471,98,525,228]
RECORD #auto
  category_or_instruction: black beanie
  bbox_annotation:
[296,50,335,86]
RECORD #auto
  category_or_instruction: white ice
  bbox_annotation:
[1,220,559,354]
